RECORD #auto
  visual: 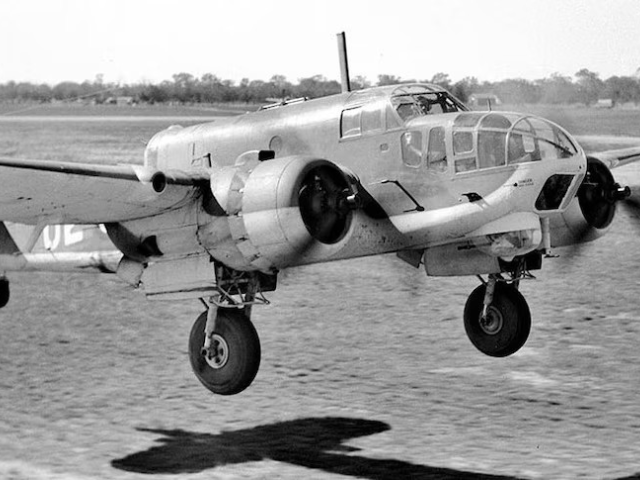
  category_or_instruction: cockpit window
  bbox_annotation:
[391,87,465,123]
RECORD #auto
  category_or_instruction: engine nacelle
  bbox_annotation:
[198,153,356,272]
[549,157,628,247]
[547,196,608,247]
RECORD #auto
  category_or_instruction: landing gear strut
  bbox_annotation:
[188,266,270,395]
[464,273,531,357]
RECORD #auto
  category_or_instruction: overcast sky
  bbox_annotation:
[1,0,639,85]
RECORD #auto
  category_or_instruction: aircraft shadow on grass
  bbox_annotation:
[111,416,521,479]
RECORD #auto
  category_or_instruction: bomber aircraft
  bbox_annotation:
[0,71,639,396]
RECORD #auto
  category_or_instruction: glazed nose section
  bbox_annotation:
[451,112,582,174]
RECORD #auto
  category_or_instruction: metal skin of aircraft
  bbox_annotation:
[0,82,638,396]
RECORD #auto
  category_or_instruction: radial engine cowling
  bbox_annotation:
[199,154,357,272]
[549,157,630,247]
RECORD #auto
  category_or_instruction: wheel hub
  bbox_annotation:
[203,334,229,369]
[479,307,503,335]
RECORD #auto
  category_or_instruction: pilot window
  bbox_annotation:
[341,107,361,138]
[391,90,465,123]
[426,127,447,172]
[401,131,423,167]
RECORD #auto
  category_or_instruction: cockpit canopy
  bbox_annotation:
[340,84,468,139]
[390,84,467,121]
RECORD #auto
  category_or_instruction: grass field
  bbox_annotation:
[0,102,257,117]
[0,104,639,480]
[0,106,235,165]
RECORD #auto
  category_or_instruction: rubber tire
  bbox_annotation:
[0,278,10,309]
[463,282,531,357]
[189,309,261,395]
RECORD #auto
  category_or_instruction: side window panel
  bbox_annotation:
[453,131,473,154]
[361,104,383,133]
[427,127,447,172]
[401,131,423,167]
[508,133,538,163]
[478,131,506,169]
[455,157,477,172]
[341,107,361,138]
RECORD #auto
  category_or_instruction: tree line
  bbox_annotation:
[1,69,639,106]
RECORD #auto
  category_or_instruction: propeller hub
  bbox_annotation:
[608,183,631,202]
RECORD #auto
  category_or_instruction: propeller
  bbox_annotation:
[298,165,357,244]
[577,157,630,230]
[560,158,637,262]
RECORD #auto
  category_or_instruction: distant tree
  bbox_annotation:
[537,73,577,104]
[603,75,640,106]
[140,83,169,104]
[377,74,403,86]
[493,78,540,104]
[351,75,371,90]
[248,79,270,102]
[295,75,341,98]
[429,72,452,90]
[171,72,197,103]
[199,73,224,103]
[52,81,83,101]
[450,76,480,103]
[575,68,603,106]
[268,74,292,100]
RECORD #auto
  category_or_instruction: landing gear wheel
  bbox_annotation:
[189,308,261,395]
[464,282,531,357]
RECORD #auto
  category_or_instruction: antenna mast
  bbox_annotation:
[337,32,351,93]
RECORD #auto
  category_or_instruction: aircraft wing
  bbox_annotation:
[587,146,640,169]
[0,157,206,224]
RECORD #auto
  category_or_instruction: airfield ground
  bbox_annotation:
[0,105,639,479]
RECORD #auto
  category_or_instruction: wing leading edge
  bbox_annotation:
[0,157,206,224]
[587,146,640,170]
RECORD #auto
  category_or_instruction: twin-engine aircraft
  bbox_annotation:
[0,83,638,395]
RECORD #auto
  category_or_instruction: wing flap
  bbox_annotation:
[0,157,203,224]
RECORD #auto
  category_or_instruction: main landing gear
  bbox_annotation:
[188,267,271,395]
[189,307,261,395]
[463,271,532,357]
